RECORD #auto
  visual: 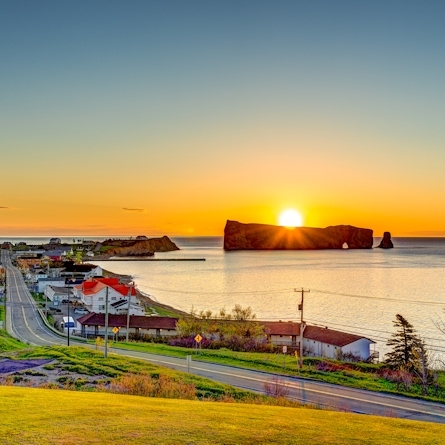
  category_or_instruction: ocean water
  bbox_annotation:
[87,236,445,360]
[3,236,445,360]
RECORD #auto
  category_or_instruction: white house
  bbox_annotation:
[262,321,375,361]
[73,278,144,316]
[37,277,66,293]
[44,285,73,303]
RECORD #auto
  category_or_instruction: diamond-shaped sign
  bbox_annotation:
[194,334,203,343]
[112,327,119,334]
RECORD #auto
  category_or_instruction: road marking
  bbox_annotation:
[20,306,60,345]
[6,261,62,346]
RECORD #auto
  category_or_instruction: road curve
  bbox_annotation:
[2,249,445,424]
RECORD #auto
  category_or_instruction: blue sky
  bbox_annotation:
[1,1,444,235]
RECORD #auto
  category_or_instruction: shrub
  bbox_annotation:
[315,361,349,373]
[379,368,414,391]
[108,373,196,400]
[263,377,290,398]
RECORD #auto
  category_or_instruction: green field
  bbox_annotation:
[0,330,27,352]
[1,386,444,445]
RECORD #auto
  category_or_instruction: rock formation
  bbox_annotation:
[223,220,373,250]
[377,232,394,249]
[102,236,179,256]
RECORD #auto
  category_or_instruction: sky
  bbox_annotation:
[1,0,445,237]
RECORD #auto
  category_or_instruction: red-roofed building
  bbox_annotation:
[73,278,144,316]
[76,313,178,338]
[261,321,375,360]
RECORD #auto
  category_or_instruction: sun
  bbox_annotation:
[278,209,303,228]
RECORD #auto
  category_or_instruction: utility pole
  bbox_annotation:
[104,285,109,358]
[295,288,310,369]
[3,264,6,330]
[67,287,71,346]
[125,283,133,342]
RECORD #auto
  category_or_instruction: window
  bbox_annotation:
[111,297,117,301]
[98,297,104,301]
[99,305,105,310]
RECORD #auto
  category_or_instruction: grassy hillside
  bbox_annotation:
[109,341,445,402]
[0,330,27,352]
[0,386,444,445]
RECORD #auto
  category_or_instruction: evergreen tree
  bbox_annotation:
[385,314,420,372]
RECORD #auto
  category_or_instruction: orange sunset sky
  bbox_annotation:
[1,2,445,237]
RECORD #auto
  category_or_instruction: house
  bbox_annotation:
[37,277,66,293]
[76,313,178,338]
[42,249,70,261]
[44,285,75,303]
[61,261,102,279]
[49,238,62,244]
[73,278,144,316]
[261,321,375,360]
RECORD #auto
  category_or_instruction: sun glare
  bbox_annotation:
[278,209,303,228]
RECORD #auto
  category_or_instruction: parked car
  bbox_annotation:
[48,306,62,312]
[74,308,89,314]
[61,299,69,304]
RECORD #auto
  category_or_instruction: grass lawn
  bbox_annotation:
[108,341,445,402]
[15,346,262,401]
[0,330,27,352]
[1,386,444,445]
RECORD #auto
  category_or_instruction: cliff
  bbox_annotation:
[101,236,179,257]
[223,220,373,250]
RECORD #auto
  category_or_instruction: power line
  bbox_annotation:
[137,283,445,307]
[311,288,445,307]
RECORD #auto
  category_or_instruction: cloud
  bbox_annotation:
[0,206,9,209]
[122,207,145,213]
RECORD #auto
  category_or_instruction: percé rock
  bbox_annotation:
[103,236,179,256]
[377,232,394,249]
[224,220,373,250]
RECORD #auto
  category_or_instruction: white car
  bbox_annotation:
[74,308,89,314]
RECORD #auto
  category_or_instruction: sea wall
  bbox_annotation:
[223,220,373,250]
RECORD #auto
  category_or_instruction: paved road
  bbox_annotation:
[2,250,64,346]
[2,249,445,423]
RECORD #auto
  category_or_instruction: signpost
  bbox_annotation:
[112,326,119,342]
[194,334,202,354]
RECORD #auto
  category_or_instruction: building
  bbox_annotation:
[37,277,66,293]
[261,321,375,360]
[44,285,74,303]
[61,261,102,279]
[73,278,144,316]
[76,313,177,338]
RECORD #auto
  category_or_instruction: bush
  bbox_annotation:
[108,373,196,400]
[263,377,290,398]
[379,368,414,391]
[168,335,279,353]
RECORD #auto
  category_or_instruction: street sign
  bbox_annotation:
[194,334,202,343]
[282,345,287,354]
[112,327,119,334]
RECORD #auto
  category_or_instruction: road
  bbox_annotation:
[2,249,445,423]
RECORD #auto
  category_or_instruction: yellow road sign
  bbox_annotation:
[112,327,119,334]
[194,334,202,343]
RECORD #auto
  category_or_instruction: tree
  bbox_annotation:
[385,314,420,372]
[412,338,434,395]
